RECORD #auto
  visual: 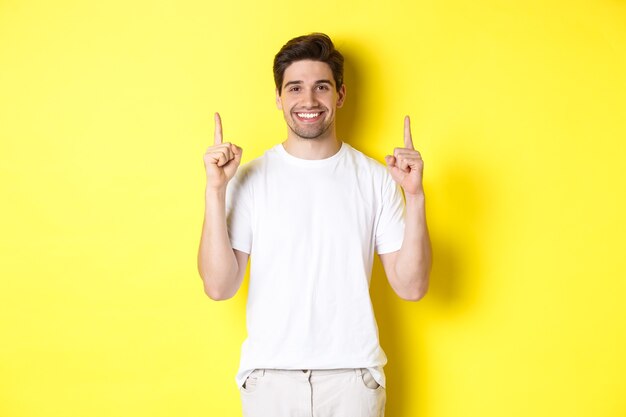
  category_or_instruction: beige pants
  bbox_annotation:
[239,368,386,417]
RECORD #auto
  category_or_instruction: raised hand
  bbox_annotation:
[384,115,424,196]
[203,112,243,190]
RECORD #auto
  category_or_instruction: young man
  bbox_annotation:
[198,33,432,417]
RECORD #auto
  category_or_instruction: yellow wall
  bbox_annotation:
[1,1,625,416]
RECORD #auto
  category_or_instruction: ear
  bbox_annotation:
[276,88,283,110]
[336,84,346,108]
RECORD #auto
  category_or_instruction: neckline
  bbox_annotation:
[275,141,348,166]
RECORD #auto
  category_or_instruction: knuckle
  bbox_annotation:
[207,144,224,152]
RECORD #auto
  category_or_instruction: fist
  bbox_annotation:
[204,112,243,190]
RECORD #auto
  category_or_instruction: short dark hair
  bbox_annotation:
[273,33,344,94]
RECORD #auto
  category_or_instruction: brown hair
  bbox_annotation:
[273,33,344,94]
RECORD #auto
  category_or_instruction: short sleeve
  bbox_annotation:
[225,166,253,254]
[375,172,405,254]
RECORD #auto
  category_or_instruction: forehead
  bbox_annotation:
[282,60,334,85]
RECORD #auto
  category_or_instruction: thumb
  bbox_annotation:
[384,155,396,167]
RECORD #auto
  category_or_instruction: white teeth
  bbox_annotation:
[297,112,320,119]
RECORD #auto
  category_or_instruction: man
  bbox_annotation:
[197,33,431,417]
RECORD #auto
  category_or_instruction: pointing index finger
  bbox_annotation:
[404,115,414,150]
[214,112,223,145]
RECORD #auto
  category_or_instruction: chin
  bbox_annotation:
[290,123,333,140]
[292,128,329,140]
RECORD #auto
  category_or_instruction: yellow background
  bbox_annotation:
[1,0,625,416]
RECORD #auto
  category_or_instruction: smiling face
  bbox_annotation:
[276,60,346,141]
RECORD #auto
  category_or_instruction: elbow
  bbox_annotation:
[402,288,428,302]
[199,272,234,301]
[400,276,430,302]
[403,262,432,302]
[203,283,233,301]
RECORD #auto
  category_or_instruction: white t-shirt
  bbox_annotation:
[226,141,405,389]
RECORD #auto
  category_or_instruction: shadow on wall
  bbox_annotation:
[427,155,490,310]
[370,152,490,416]
[335,46,365,147]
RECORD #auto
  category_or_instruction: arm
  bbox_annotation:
[197,188,249,301]
[380,115,432,301]
[197,112,248,301]
[379,192,432,301]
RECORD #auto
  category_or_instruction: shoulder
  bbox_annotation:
[232,145,276,183]
[343,143,392,180]
[231,143,288,193]
[343,144,399,201]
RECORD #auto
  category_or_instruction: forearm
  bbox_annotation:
[395,192,432,299]
[197,187,239,298]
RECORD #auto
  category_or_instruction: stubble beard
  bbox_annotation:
[288,121,332,139]
[286,109,333,140]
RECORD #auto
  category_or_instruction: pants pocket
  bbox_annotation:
[361,368,382,390]
[241,369,264,394]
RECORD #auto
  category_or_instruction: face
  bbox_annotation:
[276,60,346,140]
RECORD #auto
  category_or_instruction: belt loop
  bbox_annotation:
[355,368,363,377]
[259,369,265,376]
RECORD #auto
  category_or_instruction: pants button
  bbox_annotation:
[302,369,308,372]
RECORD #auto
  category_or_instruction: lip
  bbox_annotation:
[293,110,325,123]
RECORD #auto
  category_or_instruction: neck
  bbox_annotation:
[282,128,341,160]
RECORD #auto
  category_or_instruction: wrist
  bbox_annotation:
[405,190,425,204]
[205,185,227,198]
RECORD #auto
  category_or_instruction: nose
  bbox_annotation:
[302,89,317,108]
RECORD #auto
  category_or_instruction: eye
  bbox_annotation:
[289,86,301,92]
[316,84,330,91]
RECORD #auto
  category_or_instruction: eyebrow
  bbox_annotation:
[284,79,334,88]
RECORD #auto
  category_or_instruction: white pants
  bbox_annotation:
[239,368,386,417]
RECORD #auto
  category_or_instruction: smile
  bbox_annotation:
[295,112,323,122]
